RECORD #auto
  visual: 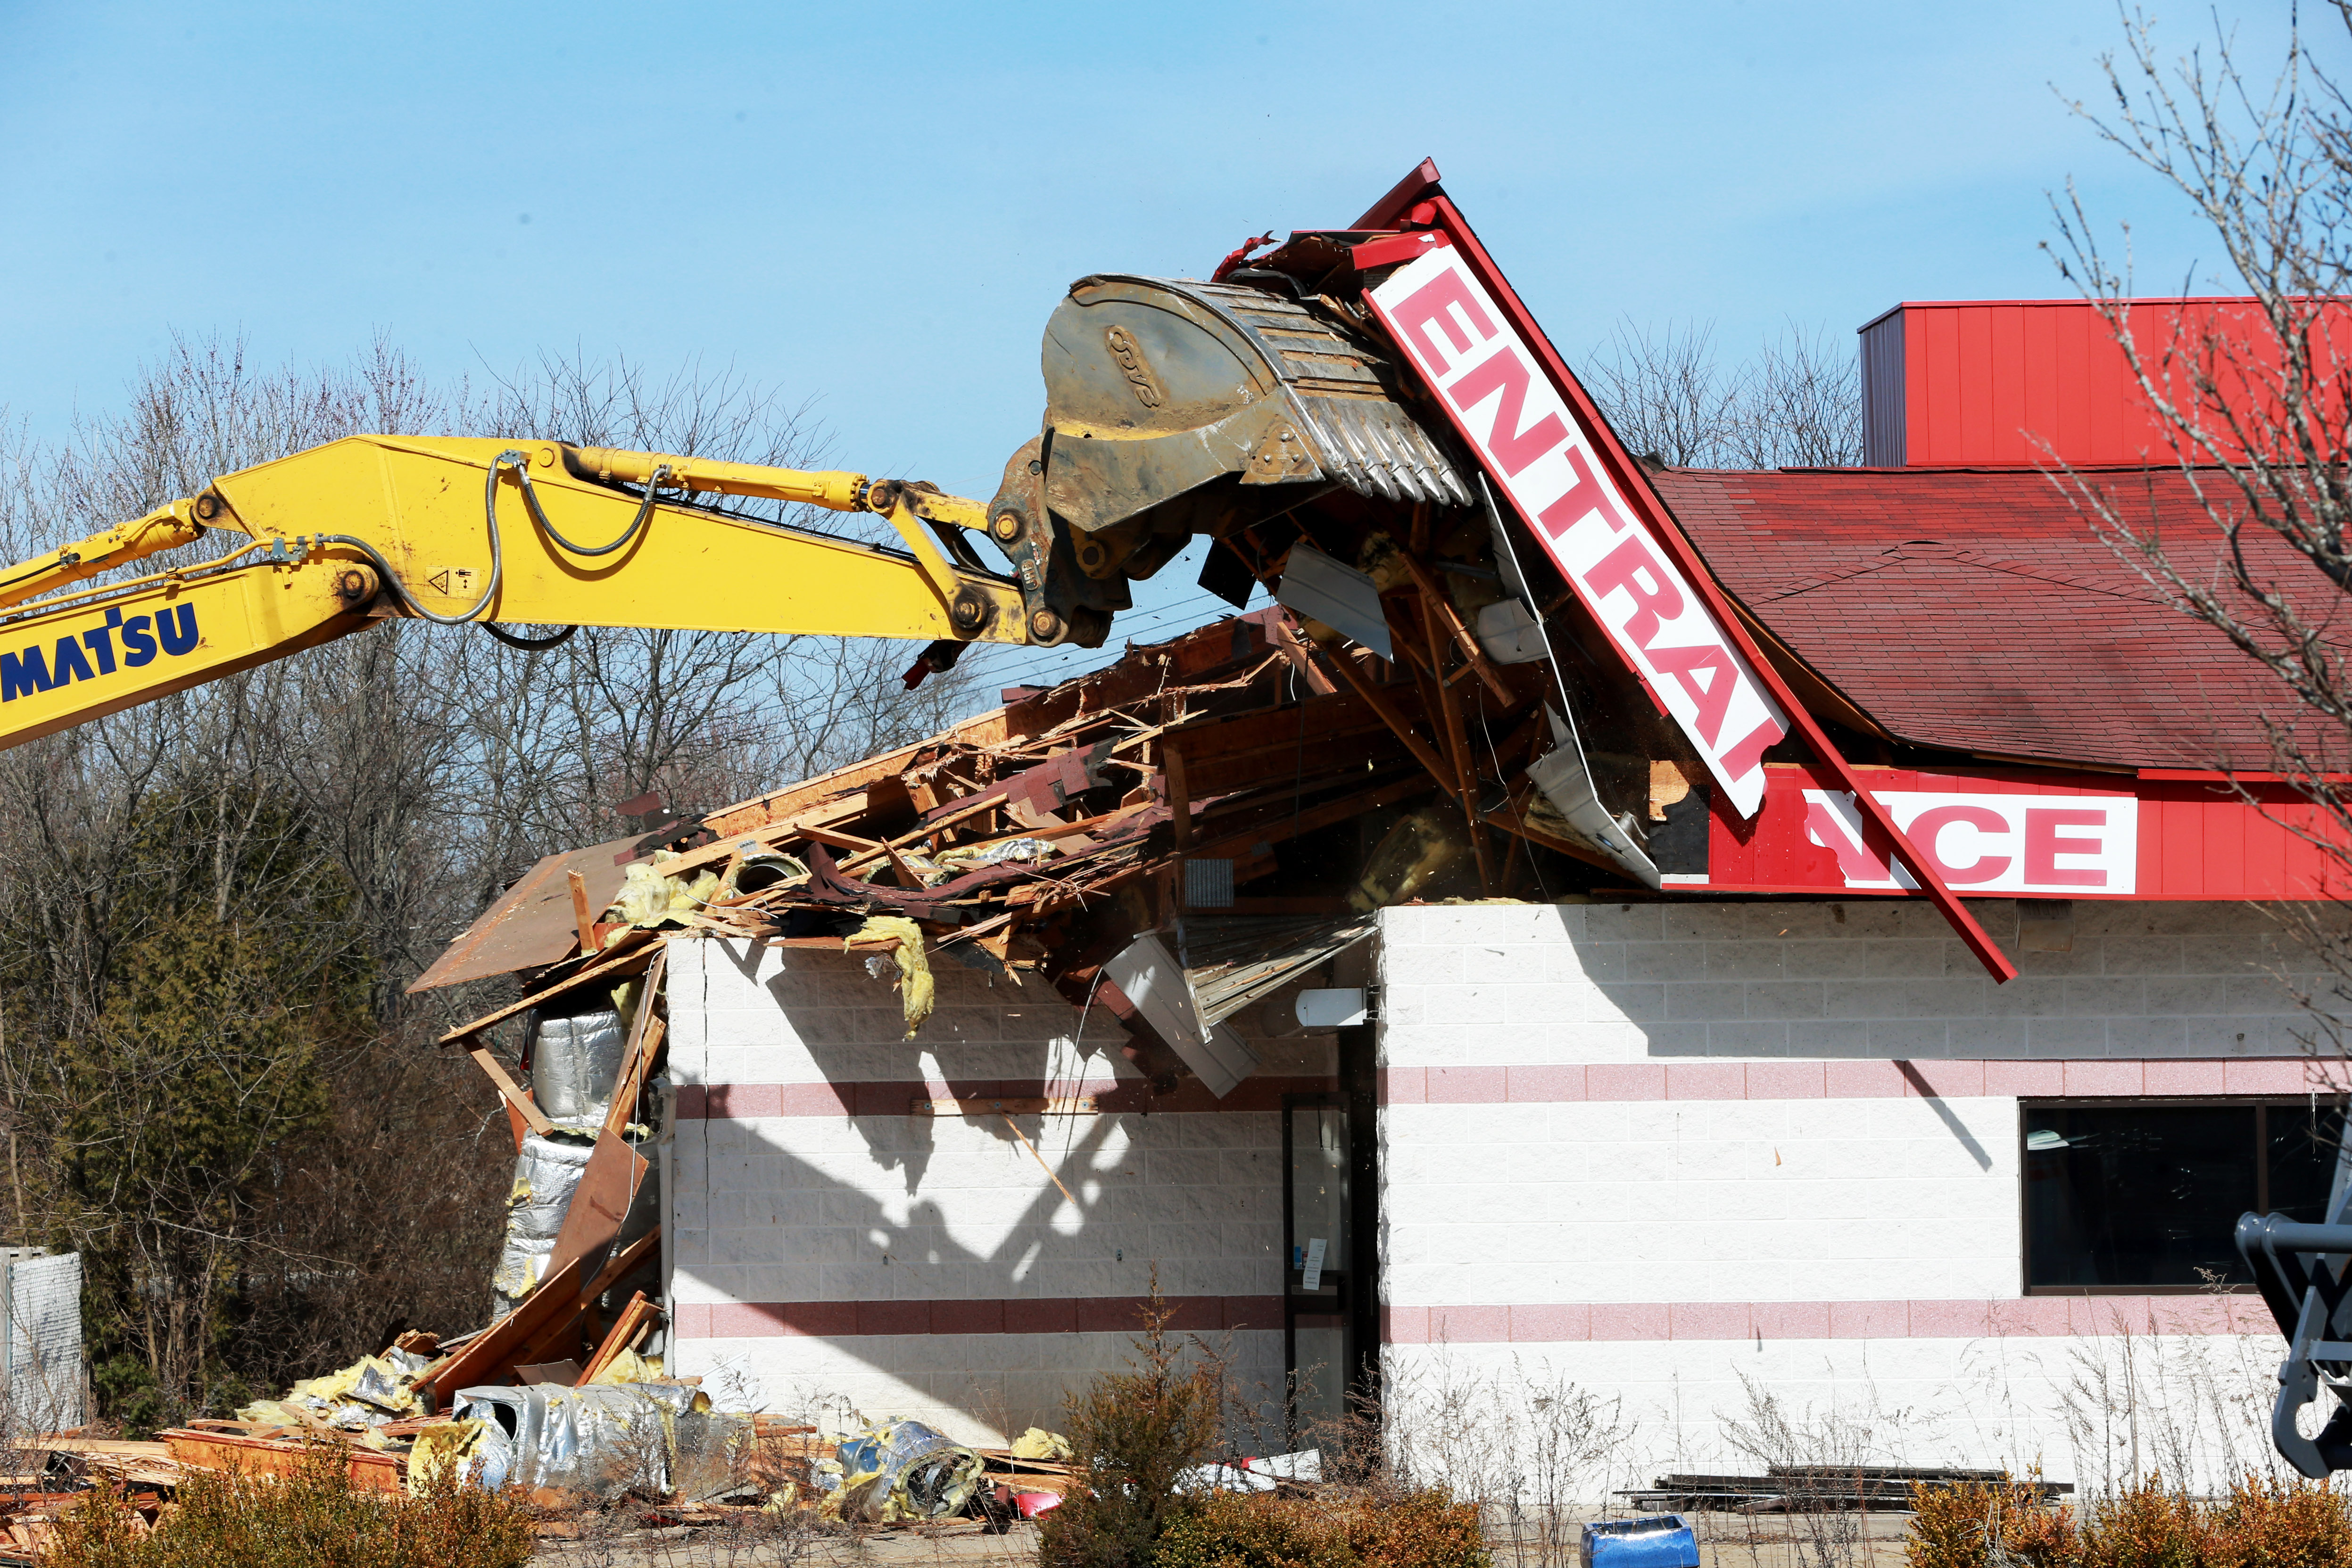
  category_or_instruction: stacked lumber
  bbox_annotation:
[1618,1465,2074,1514]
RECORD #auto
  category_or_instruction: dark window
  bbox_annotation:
[2022,1100,2346,1292]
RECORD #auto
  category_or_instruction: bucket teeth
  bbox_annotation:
[1041,274,1475,532]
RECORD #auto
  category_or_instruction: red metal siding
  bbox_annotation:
[1863,298,2352,467]
[1699,766,2343,900]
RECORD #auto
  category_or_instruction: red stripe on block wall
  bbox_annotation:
[1374,1057,2344,1106]
[673,1295,1285,1339]
[670,1294,2277,1344]
[1378,1295,2280,1343]
[678,1076,1339,1119]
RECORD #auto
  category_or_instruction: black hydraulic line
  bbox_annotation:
[499,448,670,559]
[481,622,580,650]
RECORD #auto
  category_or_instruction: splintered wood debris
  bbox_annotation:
[433,588,1681,1087]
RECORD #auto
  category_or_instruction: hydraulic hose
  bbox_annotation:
[314,449,615,646]
[502,449,671,559]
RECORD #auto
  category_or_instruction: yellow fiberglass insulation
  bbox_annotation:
[848,915,934,1037]
[406,1419,488,1496]
[603,852,721,932]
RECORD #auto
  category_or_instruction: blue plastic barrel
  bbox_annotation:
[1580,1513,1699,1568]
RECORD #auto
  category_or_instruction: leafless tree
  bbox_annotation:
[1585,320,1746,467]
[1586,319,1863,470]
[2048,5,2352,1047]
[1731,324,1868,469]
[0,331,994,1422]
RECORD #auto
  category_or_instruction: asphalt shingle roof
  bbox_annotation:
[1650,466,2341,771]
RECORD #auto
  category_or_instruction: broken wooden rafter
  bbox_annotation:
[602,948,668,1138]
[468,1047,555,1139]
[1396,550,1515,704]
[495,1228,665,1393]
[1301,644,1457,795]
[414,1251,591,1405]
[567,870,597,951]
[849,792,1002,864]
[1422,597,1497,896]
[577,1290,660,1386]
[436,932,659,1049]
[1189,768,1434,866]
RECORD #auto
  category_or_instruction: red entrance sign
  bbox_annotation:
[1675,766,2342,900]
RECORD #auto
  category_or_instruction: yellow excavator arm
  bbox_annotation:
[0,435,1036,751]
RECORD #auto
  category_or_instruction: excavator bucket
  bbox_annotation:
[988,272,1474,645]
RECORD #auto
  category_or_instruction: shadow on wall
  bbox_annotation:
[674,941,1326,1430]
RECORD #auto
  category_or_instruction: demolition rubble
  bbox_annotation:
[8,570,1598,1548]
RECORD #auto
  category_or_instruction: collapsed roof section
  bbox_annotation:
[432,591,1681,1092]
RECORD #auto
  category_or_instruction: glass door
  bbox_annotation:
[1283,1094,1351,1443]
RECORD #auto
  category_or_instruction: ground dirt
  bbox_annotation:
[530,1509,1921,1566]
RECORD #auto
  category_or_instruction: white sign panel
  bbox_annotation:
[1366,246,1789,818]
[1803,789,2139,895]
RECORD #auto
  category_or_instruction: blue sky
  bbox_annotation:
[0,1,2286,692]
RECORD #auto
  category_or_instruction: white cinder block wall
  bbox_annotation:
[1377,899,2326,1494]
[663,938,1334,1441]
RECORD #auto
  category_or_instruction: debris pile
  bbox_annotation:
[425,586,1686,1094]
[1617,1466,2074,1515]
[46,531,1678,1532]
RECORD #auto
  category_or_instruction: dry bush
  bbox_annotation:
[2053,1313,2289,1497]
[1717,1373,1903,1568]
[1905,1473,2081,1568]
[2207,1470,2352,1567]
[41,1441,535,1568]
[1368,1347,1634,1563]
[1334,1487,1493,1568]
[1905,1471,2352,1568]
[1157,1488,1489,1568]
[1039,1272,1226,1568]
[1154,1491,1357,1568]
[2076,1477,2213,1568]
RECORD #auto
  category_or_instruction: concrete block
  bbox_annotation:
[1705,941,1789,981]
[1570,941,1628,984]
[1593,982,1668,1023]
[2106,1014,2190,1056]
[1866,1018,1953,1056]
[1504,982,1603,1026]
[2025,1017,2110,1056]
[2225,975,2300,1014]
[1384,946,1463,986]
[1789,1020,1875,1057]
[1623,942,1707,983]
[1822,979,1914,1020]
[1582,903,1664,942]
[1664,982,1748,1022]
[2102,935,2188,975]
[1706,1020,1795,1057]
[1742,982,1826,1020]
[2013,941,2106,977]
[2063,976,2150,1017]
[1661,905,1751,942]
[1777,939,1888,980]
[1860,940,1955,978]
[1948,1016,2032,1057]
